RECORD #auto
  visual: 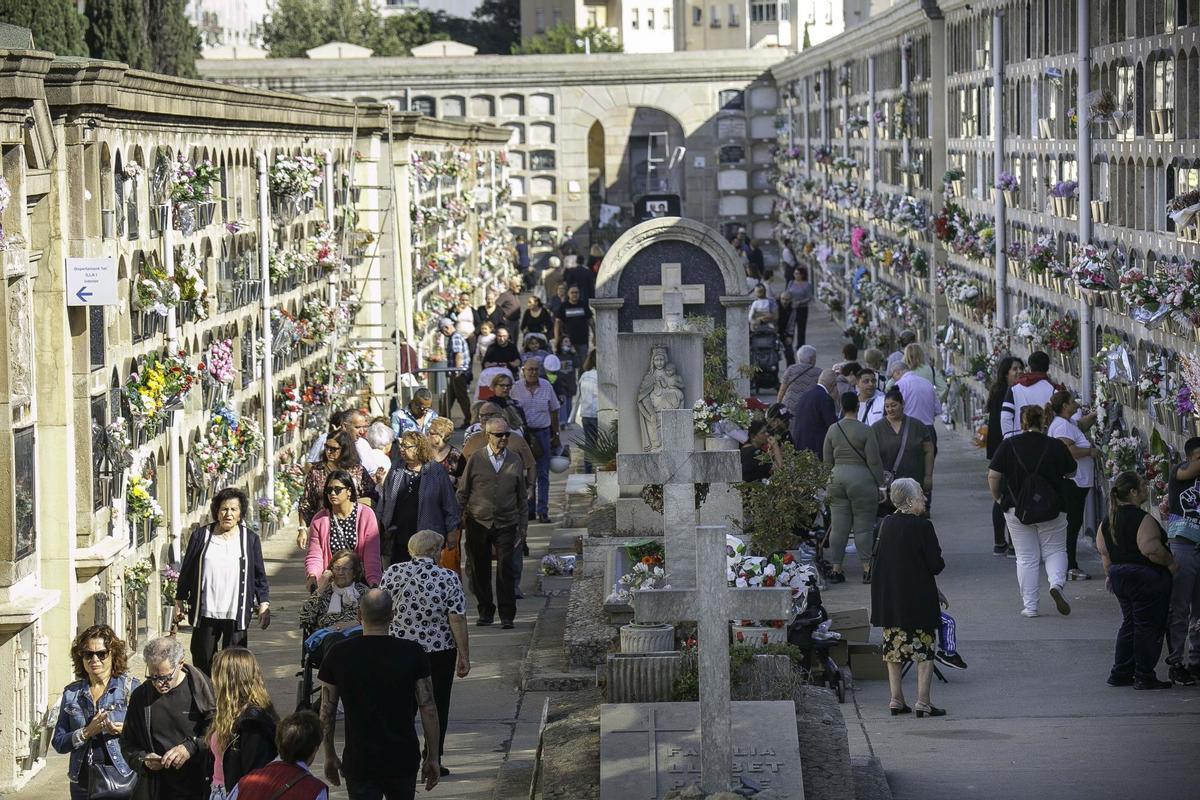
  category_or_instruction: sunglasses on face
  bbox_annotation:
[326,485,349,495]
[146,669,176,686]
[83,650,109,661]
[488,431,511,439]
[325,446,341,454]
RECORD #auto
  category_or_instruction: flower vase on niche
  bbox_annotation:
[731,623,787,648]
[619,622,676,653]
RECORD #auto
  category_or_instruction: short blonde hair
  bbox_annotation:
[428,417,454,438]
[903,343,927,370]
[408,530,445,558]
[399,431,432,464]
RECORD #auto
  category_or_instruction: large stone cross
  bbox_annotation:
[617,408,742,589]
[632,525,793,796]
[638,262,705,331]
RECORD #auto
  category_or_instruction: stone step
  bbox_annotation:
[519,592,598,692]
[548,527,586,553]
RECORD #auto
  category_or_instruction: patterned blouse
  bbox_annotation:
[379,557,466,653]
[298,463,376,525]
[328,506,359,553]
[437,446,464,484]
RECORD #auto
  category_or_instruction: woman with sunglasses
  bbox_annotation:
[176,487,271,676]
[306,468,382,592]
[375,431,460,567]
[297,430,377,547]
[53,625,140,799]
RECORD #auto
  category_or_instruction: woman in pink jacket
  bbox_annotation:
[305,469,382,591]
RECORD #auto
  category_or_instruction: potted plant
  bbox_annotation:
[578,420,619,500]
[1070,243,1118,302]
[1167,190,1200,229]
[995,171,1019,206]
[170,154,220,235]
[613,541,676,653]
[943,167,965,198]
[1049,180,1078,217]
[160,566,180,633]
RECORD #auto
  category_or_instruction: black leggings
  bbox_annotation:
[1064,483,1090,571]
[992,501,1008,548]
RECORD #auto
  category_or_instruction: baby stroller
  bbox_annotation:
[749,326,781,393]
[787,585,851,703]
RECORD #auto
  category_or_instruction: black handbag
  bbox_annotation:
[86,746,138,799]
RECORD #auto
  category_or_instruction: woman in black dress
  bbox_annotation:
[520,295,554,338]
[986,356,1024,554]
[871,478,946,717]
[1095,471,1179,689]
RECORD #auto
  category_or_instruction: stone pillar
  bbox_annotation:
[720,295,753,397]
[592,297,624,432]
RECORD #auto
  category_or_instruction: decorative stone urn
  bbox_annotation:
[619,622,676,653]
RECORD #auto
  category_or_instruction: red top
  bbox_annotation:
[232,761,326,800]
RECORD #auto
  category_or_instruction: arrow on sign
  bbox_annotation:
[75,286,93,302]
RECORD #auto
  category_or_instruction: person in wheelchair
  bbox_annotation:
[299,550,369,667]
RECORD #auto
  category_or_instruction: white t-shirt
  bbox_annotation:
[202,534,242,620]
[1048,416,1093,488]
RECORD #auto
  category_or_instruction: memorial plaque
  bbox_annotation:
[600,701,804,800]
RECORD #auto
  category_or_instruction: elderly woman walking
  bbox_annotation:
[306,469,383,591]
[121,637,215,800]
[53,625,140,800]
[176,487,271,676]
[379,530,471,776]
[823,392,887,584]
[375,431,460,566]
[871,479,947,717]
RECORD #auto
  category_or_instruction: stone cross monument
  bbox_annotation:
[632,525,794,795]
[637,262,706,332]
[617,408,742,589]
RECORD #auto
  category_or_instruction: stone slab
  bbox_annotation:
[599,701,804,800]
[538,575,575,596]
[549,528,587,553]
[615,331,704,456]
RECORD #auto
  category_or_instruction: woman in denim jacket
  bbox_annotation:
[52,624,140,799]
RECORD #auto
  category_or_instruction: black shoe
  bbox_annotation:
[862,570,872,585]
[888,703,912,716]
[935,651,968,670]
[537,514,552,524]
[1106,675,1135,687]
[1005,546,1016,558]
[501,620,515,629]
[440,766,450,777]
[1168,665,1196,686]
[992,544,1007,556]
[1133,677,1172,690]
[1049,585,1071,615]
[476,616,494,626]
[514,590,525,599]
[828,571,846,584]
[914,703,946,718]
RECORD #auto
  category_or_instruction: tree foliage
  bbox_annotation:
[510,23,622,55]
[262,0,449,58]
[144,0,201,78]
[86,0,152,70]
[0,0,88,56]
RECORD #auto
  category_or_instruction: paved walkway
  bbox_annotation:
[796,304,1200,800]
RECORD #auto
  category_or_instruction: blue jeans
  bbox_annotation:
[347,773,417,800]
[558,393,573,429]
[528,427,551,518]
[1109,563,1173,682]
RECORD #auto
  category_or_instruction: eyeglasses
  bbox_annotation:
[146,668,177,686]
[488,431,511,439]
[326,485,349,495]
[494,382,512,388]
[325,446,341,454]
[82,650,109,661]
[400,444,418,451]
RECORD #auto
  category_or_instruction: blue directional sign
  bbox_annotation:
[66,257,118,306]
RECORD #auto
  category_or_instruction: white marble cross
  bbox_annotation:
[637,262,705,331]
[632,525,794,796]
[617,408,742,589]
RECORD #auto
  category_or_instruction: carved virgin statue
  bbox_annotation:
[636,344,685,451]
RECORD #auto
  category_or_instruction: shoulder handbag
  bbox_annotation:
[881,418,910,486]
[836,422,888,503]
[86,676,138,799]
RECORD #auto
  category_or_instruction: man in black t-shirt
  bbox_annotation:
[319,589,439,799]
[553,285,594,352]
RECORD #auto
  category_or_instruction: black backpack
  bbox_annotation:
[1008,439,1061,525]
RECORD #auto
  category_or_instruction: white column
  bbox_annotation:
[324,150,338,363]
[1077,0,1094,403]
[164,204,182,563]
[257,153,275,503]
[867,55,877,192]
[993,11,1009,328]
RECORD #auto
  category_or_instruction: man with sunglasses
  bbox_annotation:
[121,637,215,800]
[457,419,529,628]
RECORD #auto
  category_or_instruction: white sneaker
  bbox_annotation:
[1021,608,1039,618]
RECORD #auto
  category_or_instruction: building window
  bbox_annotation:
[711,5,721,26]
[751,1,777,23]
[664,8,671,28]
[648,9,655,28]
[531,150,557,170]
[13,426,36,560]
[535,9,545,33]
[718,89,745,110]
[729,4,740,26]
[780,2,788,21]
[632,9,639,29]
[588,8,598,26]
[693,6,702,25]
[410,96,436,116]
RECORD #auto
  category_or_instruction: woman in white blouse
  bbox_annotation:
[379,530,470,776]
[1047,391,1098,581]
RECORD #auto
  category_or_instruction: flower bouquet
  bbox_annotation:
[176,252,209,320]
[204,338,236,385]
[1103,432,1145,482]
[124,558,154,595]
[943,167,965,196]
[1026,235,1060,276]
[134,260,182,316]
[812,144,834,166]
[1046,316,1078,353]
[269,153,323,200]
[996,171,1019,205]
[1137,355,1168,403]
[1167,190,1200,228]
[1049,180,1078,217]
[126,475,163,527]
[309,223,344,272]
[1069,244,1118,294]
[692,397,752,440]
[125,350,200,429]
[160,567,180,606]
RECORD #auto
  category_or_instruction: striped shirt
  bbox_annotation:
[511,378,560,429]
[445,332,469,374]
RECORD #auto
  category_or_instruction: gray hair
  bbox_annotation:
[889,477,923,510]
[411,387,433,403]
[796,345,818,365]
[367,421,395,449]
[408,529,445,559]
[143,636,185,668]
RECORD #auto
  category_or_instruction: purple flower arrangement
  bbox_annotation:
[995,172,1019,192]
[1049,180,1078,199]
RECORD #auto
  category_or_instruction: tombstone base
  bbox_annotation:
[619,623,676,653]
